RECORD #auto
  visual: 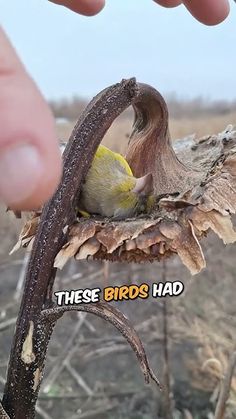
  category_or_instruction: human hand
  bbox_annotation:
[0,28,62,211]
[51,0,230,25]
[0,2,105,211]
[154,0,230,25]
[0,0,229,212]
[49,0,105,15]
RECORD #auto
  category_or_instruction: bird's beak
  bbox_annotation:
[132,173,153,195]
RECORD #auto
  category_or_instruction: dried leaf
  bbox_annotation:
[96,219,158,253]
[191,208,236,245]
[125,239,137,251]
[168,218,206,275]
[136,229,166,249]
[54,221,96,269]
[9,216,39,255]
[75,237,100,260]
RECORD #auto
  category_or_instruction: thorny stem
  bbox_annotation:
[2,78,138,419]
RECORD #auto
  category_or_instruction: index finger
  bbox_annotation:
[154,1,182,7]
[154,0,230,24]
[183,0,230,25]
[49,0,105,16]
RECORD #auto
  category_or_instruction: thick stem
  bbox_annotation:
[2,78,137,419]
[126,83,201,196]
[2,79,196,418]
[0,402,10,419]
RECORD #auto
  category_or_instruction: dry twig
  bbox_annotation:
[70,401,118,419]
[214,350,236,419]
[42,313,88,393]
[0,318,16,332]
[35,405,53,419]
[65,362,93,397]
[161,261,174,419]
[14,253,30,301]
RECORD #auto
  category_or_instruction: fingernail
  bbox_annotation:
[0,144,43,205]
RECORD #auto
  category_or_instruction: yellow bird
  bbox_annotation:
[78,145,154,220]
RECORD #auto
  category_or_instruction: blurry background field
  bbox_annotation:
[0,99,236,419]
[53,96,236,153]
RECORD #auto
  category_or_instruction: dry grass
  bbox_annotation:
[56,110,236,155]
[170,111,236,140]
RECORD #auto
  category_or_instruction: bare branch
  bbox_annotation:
[65,362,93,397]
[41,301,161,388]
[82,343,128,362]
[0,375,6,385]
[42,313,87,393]
[214,350,236,419]
[102,261,110,288]
[35,405,53,419]
[14,253,30,301]
[161,261,174,419]
[0,317,16,332]
[70,402,118,419]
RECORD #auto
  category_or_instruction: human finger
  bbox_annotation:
[48,0,105,16]
[183,0,230,25]
[0,28,62,210]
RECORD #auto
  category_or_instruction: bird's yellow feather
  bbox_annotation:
[78,144,154,219]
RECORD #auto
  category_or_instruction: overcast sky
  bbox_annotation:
[1,0,236,101]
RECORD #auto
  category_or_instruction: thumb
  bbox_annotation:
[0,27,62,211]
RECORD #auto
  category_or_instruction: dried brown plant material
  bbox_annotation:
[41,301,161,388]
[11,92,236,275]
[4,79,236,418]
[9,215,39,255]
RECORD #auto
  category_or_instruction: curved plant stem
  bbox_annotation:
[126,83,201,195]
[2,78,137,419]
[40,302,161,388]
[2,79,194,418]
